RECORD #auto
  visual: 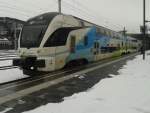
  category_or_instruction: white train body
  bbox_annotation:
[13,12,141,74]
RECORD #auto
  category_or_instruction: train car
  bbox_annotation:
[13,12,141,75]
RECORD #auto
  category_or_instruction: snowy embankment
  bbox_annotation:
[24,51,150,113]
[0,68,27,84]
[0,60,12,67]
[0,60,27,84]
[0,51,27,84]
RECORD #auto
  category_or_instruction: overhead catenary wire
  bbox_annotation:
[68,1,120,23]
[71,0,125,29]
[52,0,123,30]
[0,0,122,30]
[0,0,45,13]
[0,2,41,15]
[0,5,33,17]
[0,8,31,18]
[56,0,123,30]
[0,0,137,32]
[0,0,57,20]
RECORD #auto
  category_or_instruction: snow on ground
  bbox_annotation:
[0,50,17,54]
[0,50,17,59]
[22,51,150,113]
[0,60,12,67]
[0,68,27,84]
[0,59,28,84]
[0,54,17,56]
[0,51,27,84]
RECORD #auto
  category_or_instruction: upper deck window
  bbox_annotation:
[44,28,74,47]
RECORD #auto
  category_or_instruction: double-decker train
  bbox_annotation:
[13,12,141,75]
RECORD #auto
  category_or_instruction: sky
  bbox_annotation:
[0,0,150,33]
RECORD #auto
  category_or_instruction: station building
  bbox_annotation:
[0,38,12,49]
[0,17,25,49]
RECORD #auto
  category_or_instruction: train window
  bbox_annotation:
[101,47,108,53]
[80,21,85,27]
[70,35,76,53]
[110,32,112,38]
[96,28,102,36]
[122,42,124,46]
[84,36,88,46]
[101,47,117,53]
[94,42,97,48]
[98,28,103,35]
[44,28,74,47]
[20,25,47,48]
[106,31,109,37]
[104,30,107,36]
[96,28,99,34]
[110,32,113,37]
[100,29,104,35]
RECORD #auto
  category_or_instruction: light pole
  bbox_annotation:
[123,27,127,53]
[143,0,146,60]
[14,22,17,50]
[141,0,150,60]
[58,0,61,13]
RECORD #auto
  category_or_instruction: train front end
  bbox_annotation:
[13,12,59,75]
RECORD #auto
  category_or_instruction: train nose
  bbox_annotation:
[13,57,45,69]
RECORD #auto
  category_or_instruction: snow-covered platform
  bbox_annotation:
[0,50,26,84]
[0,52,150,113]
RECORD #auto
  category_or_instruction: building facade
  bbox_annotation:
[0,17,25,49]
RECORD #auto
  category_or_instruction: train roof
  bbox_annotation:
[26,12,121,33]
[27,12,59,21]
[27,12,116,33]
[26,12,137,41]
[73,16,111,30]
[26,12,59,25]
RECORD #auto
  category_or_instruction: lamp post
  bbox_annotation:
[142,0,150,60]
[143,0,146,60]
[58,0,61,13]
[123,27,127,53]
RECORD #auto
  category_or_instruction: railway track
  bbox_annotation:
[0,65,18,70]
[0,53,138,105]
[0,54,18,61]
[0,58,18,61]
[0,53,138,87]
[0,55,17,58]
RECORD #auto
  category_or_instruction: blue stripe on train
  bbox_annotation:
[66,27,95,63]
[66,26,111,63]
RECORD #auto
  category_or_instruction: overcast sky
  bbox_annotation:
[0,0,150,33]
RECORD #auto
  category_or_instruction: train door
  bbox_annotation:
[70,35,76,53]
[55,45,69,70]
[93,41,100,61]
